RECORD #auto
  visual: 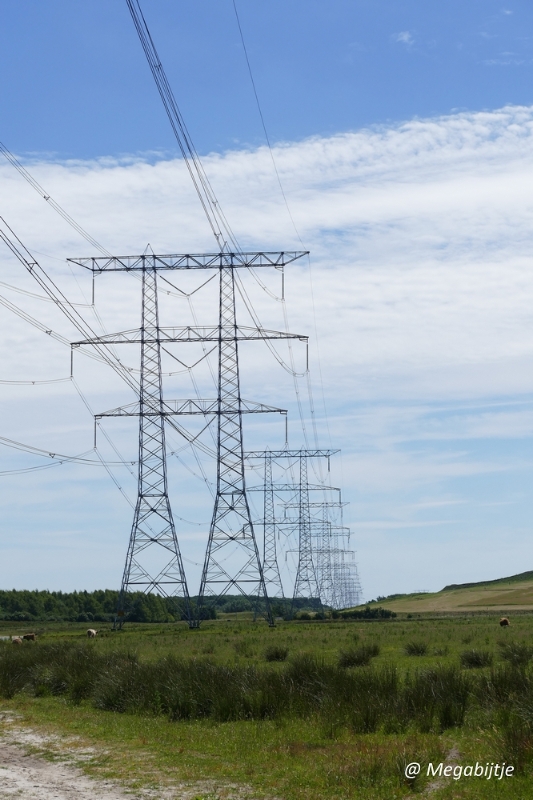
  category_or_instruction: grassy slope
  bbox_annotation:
[365,572,533,613]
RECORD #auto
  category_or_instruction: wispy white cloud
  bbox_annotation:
[2,104,533,597]
[392,31,414,46]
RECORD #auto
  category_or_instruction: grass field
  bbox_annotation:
[2,612,533,798]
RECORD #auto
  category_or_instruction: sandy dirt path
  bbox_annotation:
[0,713,142,800]
[0,738,138,800]
[0,712,262,800]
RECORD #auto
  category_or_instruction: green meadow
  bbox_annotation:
[1,613,533,798]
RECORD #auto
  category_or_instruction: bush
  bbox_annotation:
[264,645,289,662]
[404,642,428,657]
[338,643,380,668]
[498,641,533,668]
[340,606,396,620]
[460,650,493,669]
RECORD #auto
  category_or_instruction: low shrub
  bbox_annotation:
[340,606,396,620]
[404,641,428,657]
[460,650,493,669]
[338,643,380,668]
[264,645,289,662]
[498,641,533,668]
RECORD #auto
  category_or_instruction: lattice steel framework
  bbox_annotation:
[76,264,193,626]
[70,250,307,626]
[292,455,319,603]
[261,451,284,597]
[197,264,275,622]
[246,449,337,609]
[282,499,362,610]
[118,266,192,623]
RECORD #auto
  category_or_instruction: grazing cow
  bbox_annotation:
[499,617,510,627]
[22,633,36,641]
[12,637,22,645]
[86,629,98,638]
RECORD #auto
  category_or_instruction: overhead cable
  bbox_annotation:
[126,0,239,252]
[0,140,112,257]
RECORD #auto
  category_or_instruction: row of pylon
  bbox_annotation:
[70,251,361,627]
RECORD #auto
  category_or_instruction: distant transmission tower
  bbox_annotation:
[71,250,307,626]
[247,449,337,609]
[335,555,363,609]
[252,450,285,598]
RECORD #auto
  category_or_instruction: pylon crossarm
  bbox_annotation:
[68,250,308,272]
[96,398,287,417]
[245,449,339,459]
[247,483,341,493]
[73,325,307,346]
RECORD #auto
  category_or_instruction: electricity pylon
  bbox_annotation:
[292,454,319,603]
[246,448,338,609]
[74,262,193,626]
[243,450,284,598]
[262,451,284,597]
[70,250,307,626]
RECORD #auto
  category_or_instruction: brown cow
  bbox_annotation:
[12,637,22,645]
[22,633,36,641]
[86,629,98,638]
[499,617,510,627]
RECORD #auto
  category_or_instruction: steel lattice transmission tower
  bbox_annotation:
[117,266,192,623]
[247,449,337,609]
[262,451,284,597]
[72,261,193,626]
[71,250,307,626]
[197,260,304,623]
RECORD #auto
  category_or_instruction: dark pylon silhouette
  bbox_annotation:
[197,263,275,623]
[261,451,284,597]
[291,454,320,605]
[115,265,192,625]
[71,259,193,626]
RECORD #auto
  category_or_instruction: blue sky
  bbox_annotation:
[2,2,533,157]
[1,2,533,600]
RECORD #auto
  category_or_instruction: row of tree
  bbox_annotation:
[0,589,374,623]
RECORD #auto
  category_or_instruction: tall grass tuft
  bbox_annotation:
[498,641,533,668]
[460,650,493,669]
[338,643,380,668]
[264,645,289,662]
[404,641,428,657]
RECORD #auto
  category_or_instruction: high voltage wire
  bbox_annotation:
[0,278,92,306]
[126,0,238,252]
[0,141,112,257]
[0,142,219,502]
[230,3,337,514]
[0,2,337,578]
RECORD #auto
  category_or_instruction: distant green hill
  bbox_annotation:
[442,570,533,592]
[365,570,533,614]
